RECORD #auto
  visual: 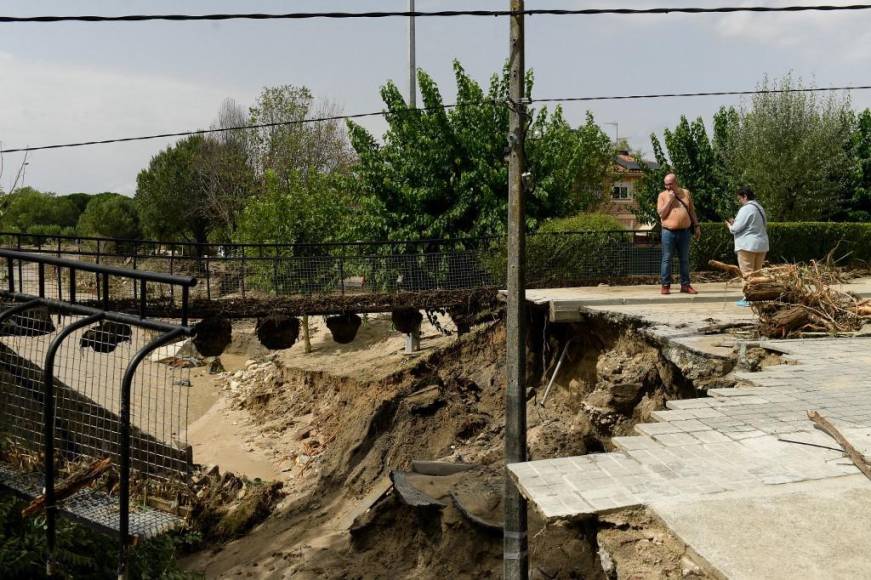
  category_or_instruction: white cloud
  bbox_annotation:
[711,2,871,60]
[0,52,252,194]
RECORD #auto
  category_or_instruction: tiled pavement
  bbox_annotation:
[508,338,871,519]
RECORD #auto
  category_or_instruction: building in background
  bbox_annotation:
[595,149,658,230]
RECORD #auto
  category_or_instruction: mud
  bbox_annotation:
[183,310,729,578]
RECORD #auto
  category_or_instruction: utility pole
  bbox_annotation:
[605,121,619,147]
[505,1,528,579]
[408,0,417,108]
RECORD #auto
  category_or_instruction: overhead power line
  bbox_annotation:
[531,85,871,103]
[3,5,871,23]
[3,84,870,154]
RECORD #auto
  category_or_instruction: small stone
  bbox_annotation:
[681,556,702,577]
[598,547,617,579]
[610,382,644,409]
[208,357,226,374]
[585,390,612,410]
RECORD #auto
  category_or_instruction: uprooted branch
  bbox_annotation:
[21,457,113,518]
[736,260,869,337]
[808,411,871,482]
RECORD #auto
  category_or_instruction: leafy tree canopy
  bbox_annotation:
[347,61,614,241]
[77,193,141,240]
[0,187,80,233]
[235,169,355,248]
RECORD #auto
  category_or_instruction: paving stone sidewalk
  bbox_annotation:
[508,337,871,519]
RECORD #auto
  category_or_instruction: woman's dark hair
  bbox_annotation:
[736,186,756,200]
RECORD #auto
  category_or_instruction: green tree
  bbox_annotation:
[840,108,871,221]
[235,169,353,246]
[196,136,258,240]
[136,136,208,243]
[135,134,255,244]
[0,187,80,233]
[347,61,614,240]
[247,86,354,185]
[729,75,854,221]
[530,111,615,222]
[636,75,857,224]
[634,115,732,225]
[77,193,141,239]
[62,193,95,214]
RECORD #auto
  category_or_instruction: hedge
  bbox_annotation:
[483,213,644,287]
[693,222,871,268]
[484,222,871,287]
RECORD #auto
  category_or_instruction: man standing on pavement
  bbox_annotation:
[657,173,701,295]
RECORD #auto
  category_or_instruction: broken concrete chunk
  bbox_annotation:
[450,490,502,532]
[389,471,447,508]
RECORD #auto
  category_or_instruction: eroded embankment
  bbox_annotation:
[184,312,733,578]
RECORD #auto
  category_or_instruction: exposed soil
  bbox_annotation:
[179,306,729,578]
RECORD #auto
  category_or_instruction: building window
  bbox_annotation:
[611,185,630,200]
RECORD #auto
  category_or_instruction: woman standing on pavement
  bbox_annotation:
[726,186,769,307]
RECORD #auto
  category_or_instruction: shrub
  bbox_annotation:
[538,213,624,233]
[692,222,871,268]
[0,491,197,579]
[483,213,636,287]
[23,224,77,246]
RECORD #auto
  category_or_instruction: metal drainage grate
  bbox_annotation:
[0,463,183,539]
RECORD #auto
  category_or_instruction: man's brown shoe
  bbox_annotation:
[680,285,698,295]
[661,285,671,295]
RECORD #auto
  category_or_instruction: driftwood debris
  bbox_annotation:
[708,260,744,278]
[807,411,871,481]
[710,258,871,337]
[22,457,113,518]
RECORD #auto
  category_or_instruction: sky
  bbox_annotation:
[1,0,870,195]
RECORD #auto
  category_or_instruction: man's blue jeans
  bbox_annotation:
[661,227,691,287]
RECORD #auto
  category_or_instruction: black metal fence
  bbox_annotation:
[0,250,197,578]
[0,230,675,301]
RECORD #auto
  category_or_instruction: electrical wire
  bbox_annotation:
[531,85,871,103]
[4,84,870,154]
[2,5,871,23]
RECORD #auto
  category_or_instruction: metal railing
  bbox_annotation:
[0,251,197,578]
[0,230,672,302]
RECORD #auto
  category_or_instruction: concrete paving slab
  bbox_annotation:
[512,280,871,576]
[652,475,871,580]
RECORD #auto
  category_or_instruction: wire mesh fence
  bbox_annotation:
[0,304,192,480]
[0,230,680,303]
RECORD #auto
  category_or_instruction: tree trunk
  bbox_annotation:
[763,306,809,337]
[744,281,788,302]
[302,315,312,354]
